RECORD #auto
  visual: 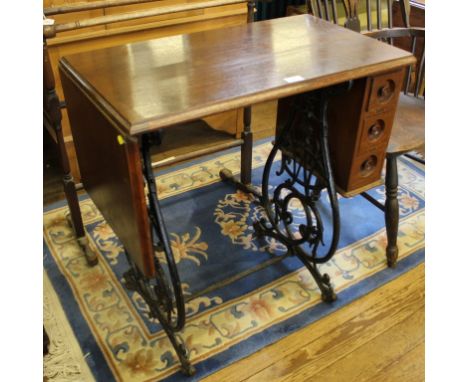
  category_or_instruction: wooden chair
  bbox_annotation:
[361,25,424,267]
[291,0,425,267]
[288,0,398,32]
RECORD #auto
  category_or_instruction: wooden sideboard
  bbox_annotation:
[44,0,248,181]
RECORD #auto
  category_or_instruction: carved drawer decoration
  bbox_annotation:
[367,69,404,114]
[357,111,394,155]
[348,151,386,190]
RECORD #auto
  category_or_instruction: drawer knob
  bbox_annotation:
[360,155,378,177]
[377,80,395,103]
[368,120,385,141]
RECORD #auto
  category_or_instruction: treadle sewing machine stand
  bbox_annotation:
[221,85,354,302]
[122,85,347,374]
[59,15,414,376]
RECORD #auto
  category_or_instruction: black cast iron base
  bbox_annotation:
[219,167,337,303]
[220,85,352,303]
[119,84,352,375]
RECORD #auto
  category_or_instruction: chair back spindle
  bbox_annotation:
[414,45,425,96]
[387,0,393,28]
[309,0,397,32]
[404,33,417,93]
[342,0,360,31]
[307,0,424,88]
[307,0,423,97]
[309,0,339,24]
[366,0,372,30]
[364,27,424,98]
[376,0,382,29]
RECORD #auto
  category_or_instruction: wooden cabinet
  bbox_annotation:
[277,68,404,196]
[330,69,404,194]
[44,0,248,181]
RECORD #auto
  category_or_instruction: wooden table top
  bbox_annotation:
[59,14,415,136]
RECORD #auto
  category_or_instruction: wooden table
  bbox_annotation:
[59,14,414,375]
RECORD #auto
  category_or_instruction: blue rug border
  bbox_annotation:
[399,156,425,177]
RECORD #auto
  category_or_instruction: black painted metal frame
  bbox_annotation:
[121,83,352,375]
[221,83,352,303]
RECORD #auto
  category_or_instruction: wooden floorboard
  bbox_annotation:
[300,304,424,381]
[202,263,425,382]
[369,341,425,382]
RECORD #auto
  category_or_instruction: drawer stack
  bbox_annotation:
[276,69,405,197]
[338,69,404,195]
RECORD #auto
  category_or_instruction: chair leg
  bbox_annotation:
[57,129,98,267]
[240,106,253,185]
[385,154,399,268]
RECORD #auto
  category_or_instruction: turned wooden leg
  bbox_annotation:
[240,106,253,185]
[44,39,97,267]
[57,122,97,267]
[385,154,399,268]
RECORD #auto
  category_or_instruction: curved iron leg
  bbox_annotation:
[384,154,399,268]
[123,260,195,376]
[122,133,194,375]
[293,249,337,302]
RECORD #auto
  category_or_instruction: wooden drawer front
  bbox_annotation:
[357,111,394,156]
[348,151,386,190]
[367,70,404,114]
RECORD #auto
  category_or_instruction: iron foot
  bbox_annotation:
[319,273,337,302]
[178,344,196,376]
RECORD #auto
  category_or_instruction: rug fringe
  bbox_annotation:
[43,270,95,381]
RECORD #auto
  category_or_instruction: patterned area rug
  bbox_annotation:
[43,141,425,381]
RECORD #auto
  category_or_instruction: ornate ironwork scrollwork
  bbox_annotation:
[230,82,353,303]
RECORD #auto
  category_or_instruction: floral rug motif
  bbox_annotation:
[43,142,425,381]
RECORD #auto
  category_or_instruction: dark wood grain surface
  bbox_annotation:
[61,68,155,276]
[59,14,415,136]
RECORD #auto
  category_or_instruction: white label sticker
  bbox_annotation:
[284,75,305,83]
[43,18,55,26]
